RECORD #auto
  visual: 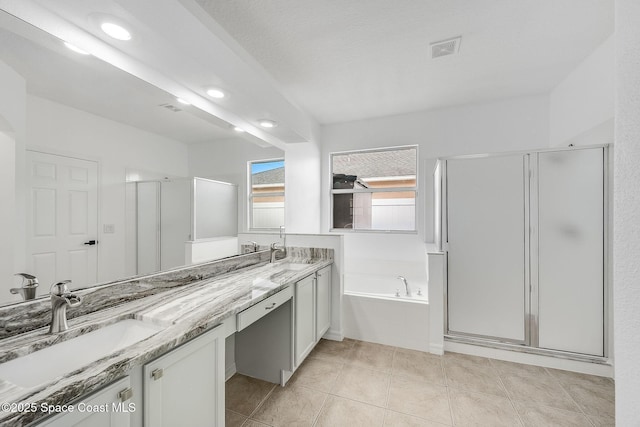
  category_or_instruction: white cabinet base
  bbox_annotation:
[143,325,224,427]
[37,377,132,427]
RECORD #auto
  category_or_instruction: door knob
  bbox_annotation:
[83,240,98,246]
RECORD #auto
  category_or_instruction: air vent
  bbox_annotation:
[430,36,461,59]
[159,103,182,112]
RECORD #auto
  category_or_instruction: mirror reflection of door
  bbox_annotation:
[26,150,98,292]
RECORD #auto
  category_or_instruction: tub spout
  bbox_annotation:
[397,276,411,297]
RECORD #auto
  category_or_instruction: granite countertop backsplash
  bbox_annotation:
[0,247,333,426]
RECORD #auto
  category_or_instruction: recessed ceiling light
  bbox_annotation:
[64,42,90,55]
[258,119,277,129]
[233,126,245,133]
[176,98,190,105]
[206,88,225,99]
[100,22,132,41]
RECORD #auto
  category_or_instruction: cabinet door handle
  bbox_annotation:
[118,387,133,402]
[151,368,164,380]
[265,302,277,310]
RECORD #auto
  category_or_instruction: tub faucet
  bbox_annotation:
[397,276,411,297]
[10,273,39,301]
[270,242,285,263]
[49,280,82,334]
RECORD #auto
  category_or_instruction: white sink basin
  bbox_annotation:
[277,262,308,271]
[0,319,163,388]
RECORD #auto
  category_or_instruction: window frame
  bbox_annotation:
[247,158,285,231]
[329,145,419,233]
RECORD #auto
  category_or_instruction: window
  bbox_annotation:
[249,159,285,229]
[331,146,417,231]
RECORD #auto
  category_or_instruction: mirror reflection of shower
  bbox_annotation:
[127,176,238,275]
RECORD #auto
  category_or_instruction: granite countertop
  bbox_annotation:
[0,256,332,426]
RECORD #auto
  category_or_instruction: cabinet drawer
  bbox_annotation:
[237,286,293,331]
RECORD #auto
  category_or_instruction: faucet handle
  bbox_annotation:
[50,280,72,296]
[15,273,39,287]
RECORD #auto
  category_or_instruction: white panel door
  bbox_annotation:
[537,148,604,356]
[446,155,527,342]
[27,151,98,292]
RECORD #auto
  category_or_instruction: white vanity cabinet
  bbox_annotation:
[295,274,316,365]
[315,265,332,339]
[37,377,133,427]
[143,324,224,427]
[294,265,332,367]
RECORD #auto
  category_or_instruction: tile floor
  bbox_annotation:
[225,339,615,427]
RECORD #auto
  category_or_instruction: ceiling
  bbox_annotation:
[1,0,615,145]
[196,0,614,124]
[0,11,237,145]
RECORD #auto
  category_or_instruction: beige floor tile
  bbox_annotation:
[315,395,385,427]
[347,341,395,372]
[442,352,492,369]
[383,410,449,426]
[444,362,507,397]
[226,410,247,427]
[561,382,615,418]
[489,359,548,377]
[251,385,326,426]
[392,349,444,385]
[547,368,614,389]
[387,376,452,425]
[289,357,342,392]
[501,372,579,412]
[226,374,276,416]
[550,370,614,418]
[449,389,522,427]
[588,414,616,427]
[310,338,356,362]
[243,420,271,427]
[513,401,592,427]
[331,364,390,407]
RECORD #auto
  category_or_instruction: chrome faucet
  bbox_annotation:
[10,273,39,301]
[245,241,259,253]
[397,276,411,297]
[49,280,82,334]
[270,242,285,263]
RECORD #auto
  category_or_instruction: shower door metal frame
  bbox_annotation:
[436,144,610,363]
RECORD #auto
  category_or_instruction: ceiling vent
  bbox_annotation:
[430,36,461,59]
[159,103,182,112]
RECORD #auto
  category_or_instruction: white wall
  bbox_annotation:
[284,142,321,233]
[25,95,189,283]
[614,0,640,423]
[0,60,26,303]
[188,138,283,232]
[320,94,550,268]
[550,35,615,147]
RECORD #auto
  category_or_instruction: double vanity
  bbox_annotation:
[0,247,333,426]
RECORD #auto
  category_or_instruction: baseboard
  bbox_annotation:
[429,343,444,355]
[322,328,343,341]
[225,362,237,381]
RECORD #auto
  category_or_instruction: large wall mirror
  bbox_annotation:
[0,10,283,307]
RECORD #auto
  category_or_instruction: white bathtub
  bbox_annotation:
[343,273,429,352]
